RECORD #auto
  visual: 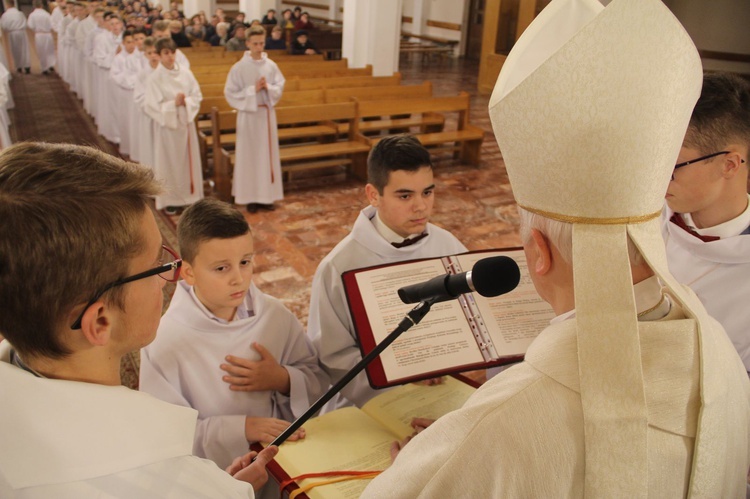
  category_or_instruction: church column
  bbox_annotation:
[342,0,402,77]
[237,0,261,20]
[411,0,425,37]
[183,0,212,19]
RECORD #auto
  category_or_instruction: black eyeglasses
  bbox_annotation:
[70,245,182,330]
[674,151,730,170]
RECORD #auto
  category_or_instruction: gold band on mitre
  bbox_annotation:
[519,205,662,225]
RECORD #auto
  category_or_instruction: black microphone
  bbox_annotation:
[397,256,521,304]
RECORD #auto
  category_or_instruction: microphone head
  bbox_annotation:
[471,256,521,297]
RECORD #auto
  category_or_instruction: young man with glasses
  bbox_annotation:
[0,142,276,497]
[663,71,750,373]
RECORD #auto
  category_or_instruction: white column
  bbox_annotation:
[342,0,402,76]
[411,0,425,36]
[237,0,262,20]
[183,0,212,18]
[329,0,340,22]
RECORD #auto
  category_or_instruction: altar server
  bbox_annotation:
[27,0,56,74]
[50,0,66,33]
[56,2,73,78]
[130,36,158,165]
[0,0,29,74]
[151,19,190,69]
[664,71,750,372]
[308,134,467,410]
[144,37,203,212]
[110,29,140,156]
[0,142,277,497]
[224,25,285,212]
[93,14,122,144]
[362,0,750,496]
[141,198,326,469]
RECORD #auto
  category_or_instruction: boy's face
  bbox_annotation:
[666,144,729,220]
[297,34,307,45]
[366,166,435,238]
[182,234,255,321]
[246,34,264,57]
[159,48,175,69]
[271,29,281,40]
[110,18,123,35]
[145,46,159,65]
[122,35,135,52]
[134,32,146,49]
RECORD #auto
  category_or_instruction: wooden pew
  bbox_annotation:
[293,73,401,90]
[324,81,433,103]
[194,65,374,85]
[357,92,484,165]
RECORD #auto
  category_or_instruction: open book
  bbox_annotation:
[268,376,476,499]
[343,248,555,388]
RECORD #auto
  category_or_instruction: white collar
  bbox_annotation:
[682,194,750,238]
[371,210,424,244]
[187,283,254,324]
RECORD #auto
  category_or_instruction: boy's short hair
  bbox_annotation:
[155,37,177,53]
[152,19,169,32]
[177,199,251,263]
[684,72,750,154]
[367,134,432,193]
[122,28,135,39]
[271,25,282,33]
[248,25,264,37]
[0,143,159,359]
[142,35,156,49]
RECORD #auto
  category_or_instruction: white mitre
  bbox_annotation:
[488,0,732,496]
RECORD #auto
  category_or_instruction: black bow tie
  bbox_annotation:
[392,232,428,248]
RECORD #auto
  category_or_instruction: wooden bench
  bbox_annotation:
[292,73,401,90]
[324,81,433,104]
[194,65,373,85]
[358,92,484,165]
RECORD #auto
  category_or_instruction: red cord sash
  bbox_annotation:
[258,104,275,184]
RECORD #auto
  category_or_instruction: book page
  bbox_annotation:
[271,407,395,499]
[354,259,484,383]
[362,376,476,439]
[453,250,556,358]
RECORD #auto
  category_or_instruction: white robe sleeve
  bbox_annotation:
[139,345,250,468]
[308,259,377,408]
[224,65,258,113]
[176,49,190,70]
[144,74,179,129]
[265,64,285,107]
[110,54,128,89]
[182,71,202,123]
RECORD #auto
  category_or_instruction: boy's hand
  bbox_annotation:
[175,92,186,106]
[255,76,266,91]
[221,343,291,394]
[244,417,305,444]
[226,445,279,492]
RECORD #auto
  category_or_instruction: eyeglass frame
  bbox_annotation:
[673,150,730,171]
[70,245,182,330]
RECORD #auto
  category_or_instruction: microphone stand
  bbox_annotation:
[254,298,436,458]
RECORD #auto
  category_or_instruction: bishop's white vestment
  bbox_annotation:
[663,205,750,371]
[26,8,55,72]
[308,205,467,409]
[144,63,203,209]
[140,282,328,469]
[224,52,285,205]
[362,288,750,498]
[0,342,256,499]
[0,8,29,71]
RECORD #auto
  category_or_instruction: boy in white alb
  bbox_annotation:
[224,25,285,213]
[151,19,190,70]
[110,29,140,157]
[92,13,122,144]
[308,134,467,409]
[27,0,55,74]
[131,36,158,166]
[140,198,326,469]
[663,71,750,372]
[144,37,203,213]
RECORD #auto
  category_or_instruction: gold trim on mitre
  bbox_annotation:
[519,205,661,225]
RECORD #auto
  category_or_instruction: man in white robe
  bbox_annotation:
[131,37,158,166]
[55,5,72,78]
[363,0,750,497]
[0,142,277,498]
[73,5,95,100]
[663,71,750,372]
[144,38,203,212]
[50,0,65,33]
[61,5,82,93]
[224,26,285,212]
[82,8,104,119]
[27,0,56,74]
[308,135,467,410]
[0,0,29,74]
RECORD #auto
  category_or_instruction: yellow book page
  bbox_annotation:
[271,407,395,499]
[362,376,476,439]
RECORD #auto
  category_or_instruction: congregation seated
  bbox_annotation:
[294,11,314,31]
[261,8,277,25]
[290,30,318,55]
[265,25,285,50]
[209,21,229,46]
[169,19,191,48]
[226,24,247,52]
